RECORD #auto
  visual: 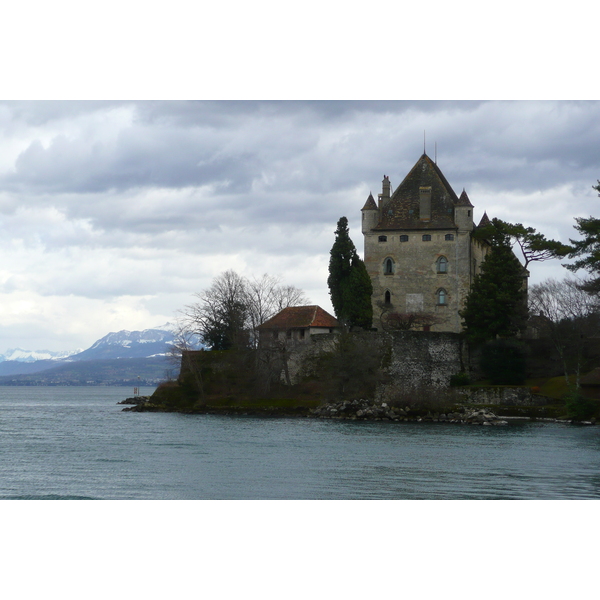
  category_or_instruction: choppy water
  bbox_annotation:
[1,386,599,499]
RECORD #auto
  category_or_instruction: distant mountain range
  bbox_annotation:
[0,348,82,363]
[0,324,203,385]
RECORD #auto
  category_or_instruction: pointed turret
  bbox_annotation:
[477,211,491,228]
[454,188,474,232]
[362,192,379,234]
[457,188,473,207]
[362,192,377,211]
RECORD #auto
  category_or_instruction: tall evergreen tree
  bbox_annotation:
[564,181,600,293]
[327,217,373,329]
[342,255,373,329]
[460,231,528,343]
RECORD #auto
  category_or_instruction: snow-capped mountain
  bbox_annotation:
[0,348,82,363]
[0,323,204,381]
[68,323,202,361]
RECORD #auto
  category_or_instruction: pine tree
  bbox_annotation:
[564,181,600,293]
[327,217,373,329]
[460,234,528,343]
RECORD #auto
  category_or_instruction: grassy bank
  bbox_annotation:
[131,362,600,422]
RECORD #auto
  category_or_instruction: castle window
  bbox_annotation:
[384,290,391,304]
[299,329,305,340]
[422,234,431,241]
[437,256,448,273]
[378,235,387,242]
[384,258,394,275]
[400,235,409,242]
[436,288,448,305]
[468,210,471,217]
[445,234,454,241]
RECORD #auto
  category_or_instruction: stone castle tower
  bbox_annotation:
[361,153,491,333]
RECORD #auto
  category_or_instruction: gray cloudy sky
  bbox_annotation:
[1,100,599,351]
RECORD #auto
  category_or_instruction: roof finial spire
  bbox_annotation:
[423,130,426,155]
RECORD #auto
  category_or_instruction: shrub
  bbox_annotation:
[383,384,461,414]
[564,392,597,420]
[450,372,470,386]
[480,339,527,385]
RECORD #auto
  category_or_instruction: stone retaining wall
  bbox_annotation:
[386,330,466,389]
[289,330,467,388]
[456,387,548,406]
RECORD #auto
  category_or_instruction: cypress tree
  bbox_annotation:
[328,217,373,329]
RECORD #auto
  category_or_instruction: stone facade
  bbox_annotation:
[362,154,491,333]
[287,330,466,388]
[385,330,467,389]
[456,387,546,406]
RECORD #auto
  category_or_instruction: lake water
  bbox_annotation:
[1,386,599,500]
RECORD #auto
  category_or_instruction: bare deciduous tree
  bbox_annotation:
[376,300,445,332]
[167,271,310,398]
[245,274,309,337]
[529,276,600,389]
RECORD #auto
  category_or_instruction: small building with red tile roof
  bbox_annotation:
[257,305,341,343]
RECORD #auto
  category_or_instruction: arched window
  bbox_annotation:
[384,290,391,304]
[436,288,448,305]
[437,256,448,273]
[384,258,394,275]
[400,235,409,242]
[445,234,454,241]
[378,235,387,242]
[422,234,432,241]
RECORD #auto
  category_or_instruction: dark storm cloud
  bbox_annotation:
[0,100,122,129]
[425,101,600,194]
[0,101,490,199]
[132,100,485,127]
[4,99,599,257]
[1,100,598,247]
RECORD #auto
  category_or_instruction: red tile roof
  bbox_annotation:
[257,305,340,330]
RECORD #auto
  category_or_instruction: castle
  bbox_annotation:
[362,153,492,333]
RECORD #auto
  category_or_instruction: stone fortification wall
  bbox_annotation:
[386,330,466,388]
[289,330,466,389]
[286,333,338,383]
[456,387,545,406]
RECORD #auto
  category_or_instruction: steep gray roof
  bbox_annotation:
[373,154,459,231]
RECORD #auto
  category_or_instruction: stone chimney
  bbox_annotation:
[379,175,391,209]
[419,186,432,221]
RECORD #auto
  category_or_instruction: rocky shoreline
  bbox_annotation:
[119,396,151,406]
[310,398,509,425]
[118,395,597,424]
